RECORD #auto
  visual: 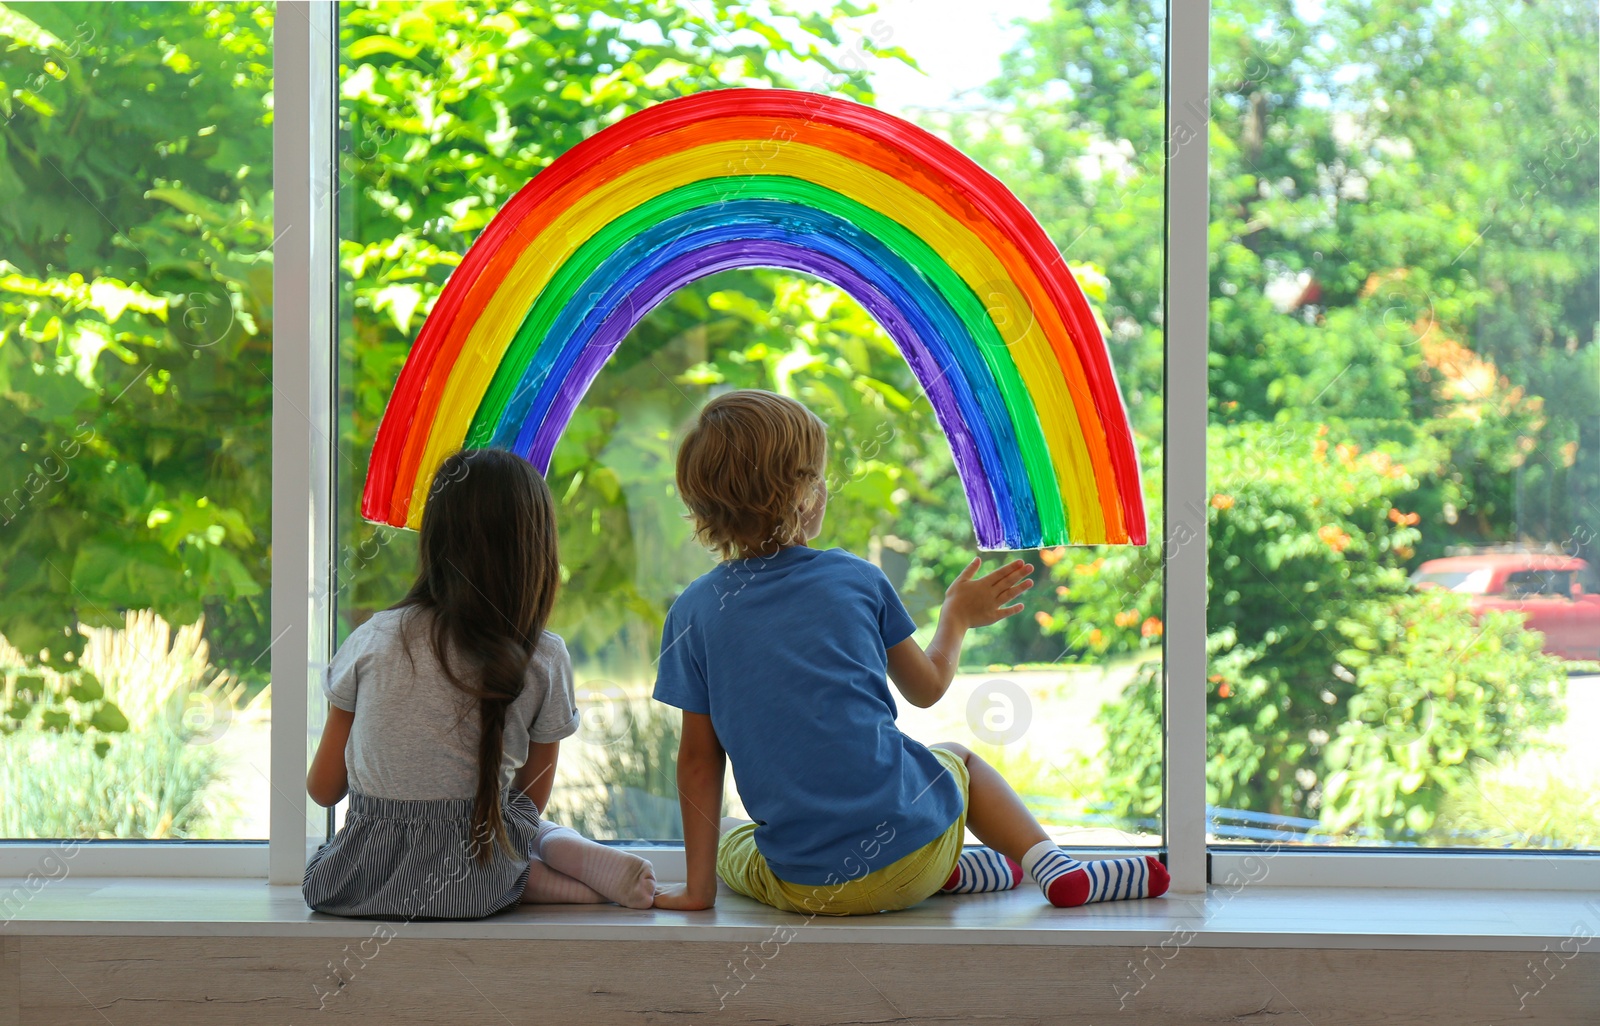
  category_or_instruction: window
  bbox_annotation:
[1207,0,1598,850]
[1,0,1594,890]
[0,2,274,842]
[1410,569,1492,594]
[333,0,1166,850]
[1503,571,1573,599]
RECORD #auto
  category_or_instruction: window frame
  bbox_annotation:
[266,0,338,885]
[1,0,1595,893]
[1161,0,1211,895]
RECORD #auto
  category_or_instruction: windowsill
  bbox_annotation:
[3,876,1588,952]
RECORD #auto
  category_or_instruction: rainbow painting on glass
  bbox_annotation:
[361,88,1147,550]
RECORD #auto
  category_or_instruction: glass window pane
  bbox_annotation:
[0,2,275,840]
[1208,0,1598,849]
[336,0,1164,849]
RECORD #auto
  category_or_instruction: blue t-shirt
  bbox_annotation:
[652,545,964,886]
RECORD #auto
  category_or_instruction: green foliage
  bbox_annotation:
[0,2,273,673]
[968,1,1166,442]
[1,644,126,748]
[542,699,705,839]
[0,722,223,838]
[1206,0,1598,555]
[1091,424,1566,839]
[1434,753,1600,849]
[1321,600,1564,837]
[0,610,243,838]
[977,0,1594,843]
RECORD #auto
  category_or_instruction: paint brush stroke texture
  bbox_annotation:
[361,88,1147,548]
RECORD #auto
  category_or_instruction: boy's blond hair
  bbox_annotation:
[676,390,827,560]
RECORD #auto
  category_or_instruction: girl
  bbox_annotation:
[304,449,656,918]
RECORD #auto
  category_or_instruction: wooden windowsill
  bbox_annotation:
[3,876,1589,952]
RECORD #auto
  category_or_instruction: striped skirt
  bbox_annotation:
[303,791,541,920]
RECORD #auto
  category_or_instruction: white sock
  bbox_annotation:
[534,821,657,909]
[520,855,610,904]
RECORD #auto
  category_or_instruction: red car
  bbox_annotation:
[1411,553,1600,662]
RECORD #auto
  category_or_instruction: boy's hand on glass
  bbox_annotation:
[944,557,1034,629]
[652,881,715,911]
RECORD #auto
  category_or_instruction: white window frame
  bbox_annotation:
[1162,0,1210,894]
[267,0,337,885]
[1,0,1595,894]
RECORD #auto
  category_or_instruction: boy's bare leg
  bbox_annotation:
[931,741,1048,861]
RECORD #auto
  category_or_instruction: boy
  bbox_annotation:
[651,390,1168,914]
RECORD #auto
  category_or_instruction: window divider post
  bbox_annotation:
[269,0,337,887]
[1161,0,1213,895]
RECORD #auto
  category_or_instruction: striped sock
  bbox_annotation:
[1021,841,1170,908]
[939,847,1024,894]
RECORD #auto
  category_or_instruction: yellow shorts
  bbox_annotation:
[715,747,969,916]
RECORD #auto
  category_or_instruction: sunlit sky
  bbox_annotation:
[770,0,1053,114]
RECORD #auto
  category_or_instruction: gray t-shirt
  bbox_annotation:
[324,607,580,800]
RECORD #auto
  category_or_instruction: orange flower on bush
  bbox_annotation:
[1088,628,1104,647]
[1211,493,1234,510]
[1034,610,1055,629]
[1387,508,1420,526]
[1396,544,1415,560]
[1114,609,1141,628]
[1313,439,1328,461]
[1140,616,1163,638]
[1335,442,1360,465]
[1317,524,1352,553]
[1072,558,1105,577]
[1038,546,1066,567]
[1218,682,1232,698]
[1055,585,1069,598]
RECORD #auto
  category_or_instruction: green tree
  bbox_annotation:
[971,0,1590,839]
[1087,427,1564,838]
[1207,0,1598,553]
[0,2,274,671]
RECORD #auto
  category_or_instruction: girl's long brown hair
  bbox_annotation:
[398,449,559,864]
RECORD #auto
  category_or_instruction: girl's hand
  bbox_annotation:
[943,557,1034,629]
[652,882,715,911]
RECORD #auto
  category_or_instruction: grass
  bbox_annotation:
[1434,751,1600,848]
[543,699,690,840]
[0,611,255,839]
